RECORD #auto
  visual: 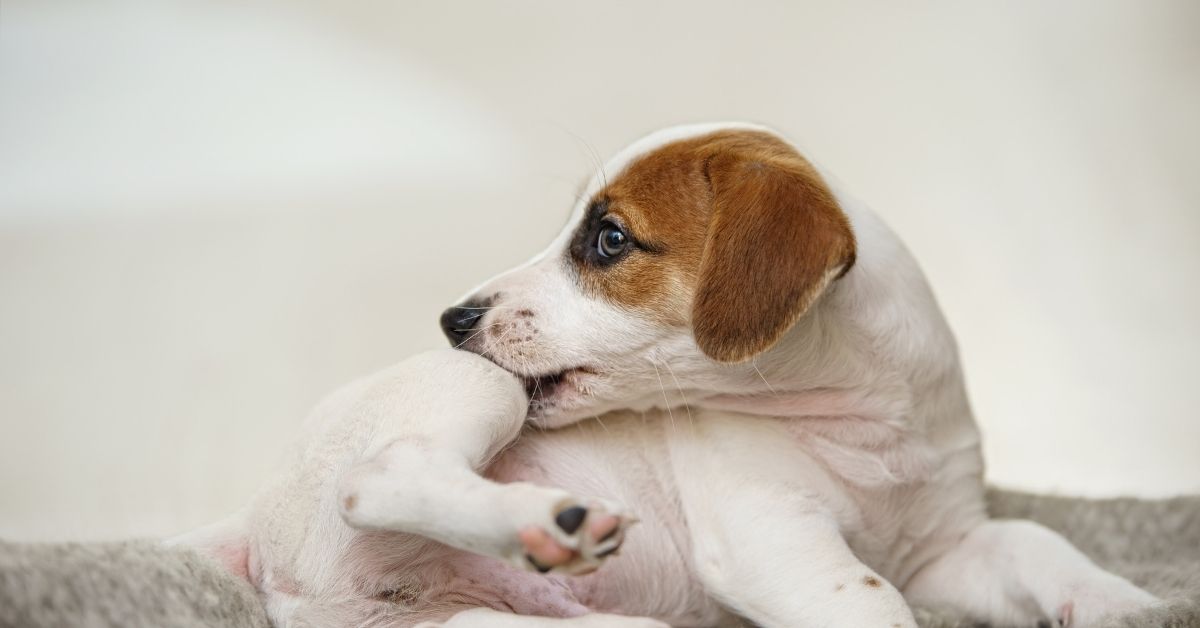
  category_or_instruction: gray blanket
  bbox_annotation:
[2,489,1197,628]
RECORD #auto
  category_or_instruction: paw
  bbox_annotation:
[514,500,635,576]
[1052,577,1158,627]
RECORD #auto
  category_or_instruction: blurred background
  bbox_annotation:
[1,1,1197,542]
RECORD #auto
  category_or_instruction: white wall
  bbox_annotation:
[1,0,1197,542]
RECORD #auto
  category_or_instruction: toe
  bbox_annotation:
[588,513,621,544]
[1058,601,1073,627]
[519,526,573,568]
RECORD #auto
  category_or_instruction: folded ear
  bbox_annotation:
[691,140,856,363]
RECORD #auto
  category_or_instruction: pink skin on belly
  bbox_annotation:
[441,554,593,618]
[325,527,593,622]
[473,429,726,625]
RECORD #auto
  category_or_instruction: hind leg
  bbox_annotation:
[904,519,1157,627]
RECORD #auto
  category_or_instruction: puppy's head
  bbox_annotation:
[441,124,856,427]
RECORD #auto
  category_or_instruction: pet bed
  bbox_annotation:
[1,489,1197,628]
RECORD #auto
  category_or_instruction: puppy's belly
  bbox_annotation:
[485,413,734,627]
[483,408,986,605]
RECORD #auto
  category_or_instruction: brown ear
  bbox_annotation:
[691,141,856,363]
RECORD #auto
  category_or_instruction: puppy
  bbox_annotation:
[182,123,1158,627]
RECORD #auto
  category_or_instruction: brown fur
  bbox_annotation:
[576,129,856,362]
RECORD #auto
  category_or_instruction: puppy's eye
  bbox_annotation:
[596,222,629,258]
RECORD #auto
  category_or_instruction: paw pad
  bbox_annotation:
[554,505,588,534]
[517,501,633,576]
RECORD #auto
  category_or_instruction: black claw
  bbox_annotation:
[526,554,552,573]
[555,506,588,534]
[596,546,620,558]
[597,524,620,544]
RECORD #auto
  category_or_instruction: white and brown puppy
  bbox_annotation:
[182,123,1158,628]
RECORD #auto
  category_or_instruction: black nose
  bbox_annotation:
[440,303,486,346]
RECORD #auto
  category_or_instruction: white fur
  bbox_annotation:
[181,124,1159,627]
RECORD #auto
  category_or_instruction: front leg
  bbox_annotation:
[904,519,1158,627]
[670,414,917,628]
[335,350,632,574]
[685,502,915,628]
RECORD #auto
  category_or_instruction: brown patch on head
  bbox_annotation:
[568,172,709,324]
[569,128,856,361]
[863,575,881,588]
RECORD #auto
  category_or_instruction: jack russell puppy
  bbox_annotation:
[180,123,1159,627]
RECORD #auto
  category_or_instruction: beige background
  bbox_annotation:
[1,1,1197,542]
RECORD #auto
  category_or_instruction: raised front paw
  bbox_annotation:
[515,500,634,576]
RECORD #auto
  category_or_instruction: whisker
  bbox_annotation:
[751,359,779,396]
[475,323,518,360]
[513,352,549,434]
[660,359,694,430]
[515,352,546,434]
[649,359,676,435]
[454,322,501,349]
[568,186,590,207]
[559,126,608,191]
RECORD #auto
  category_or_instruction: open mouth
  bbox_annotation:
[520,366,595,404]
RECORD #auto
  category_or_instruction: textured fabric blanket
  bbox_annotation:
[2,489,1197,628]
